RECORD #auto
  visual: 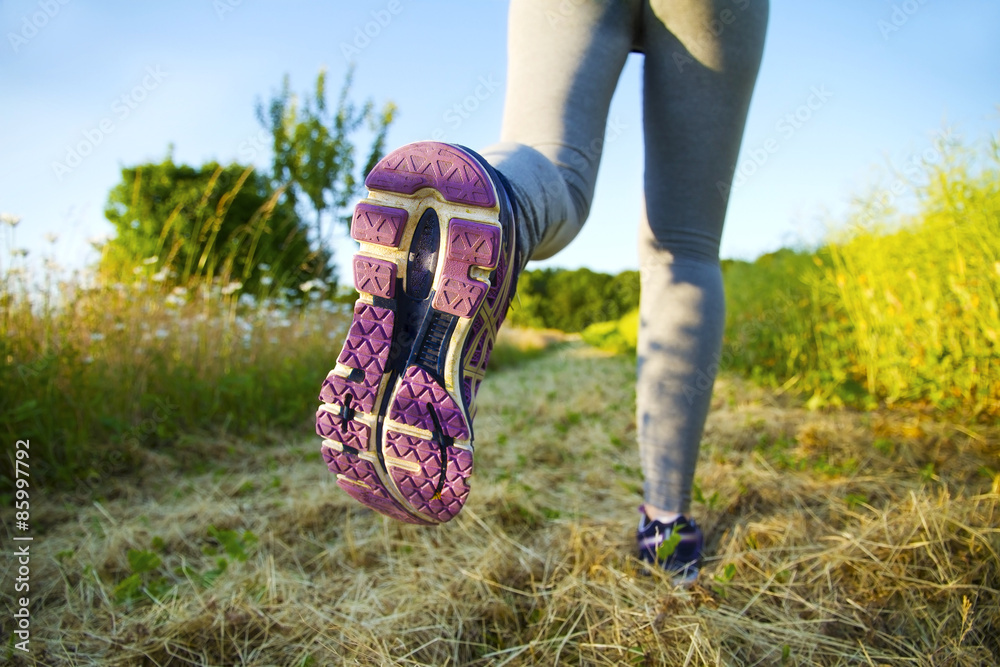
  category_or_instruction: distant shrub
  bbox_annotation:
[100,158,331,297]
[509,267,638,332]
[581,309,639,355]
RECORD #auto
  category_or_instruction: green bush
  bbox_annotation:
[101,158,331,296]
[581,309,639,355]
[509,267,638,332]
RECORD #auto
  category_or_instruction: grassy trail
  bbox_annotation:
[6,341,999,666]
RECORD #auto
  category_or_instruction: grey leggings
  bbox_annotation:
[481,0,768,513]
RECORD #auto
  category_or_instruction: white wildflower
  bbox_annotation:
[151,269,169,282]
[221,281,242,296]
[260,276,273,287]
[1,213,22,227]
[89,332,105,342]
[299,279,326,293]
[155,328,169,339]
[142,256,159,265]
[258,263,271,272]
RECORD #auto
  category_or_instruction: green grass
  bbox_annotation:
[2,124,996,498]
[824,135,999,414]
[581,128,1000,419]
[0,245,350,492]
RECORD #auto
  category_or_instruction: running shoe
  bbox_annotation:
[316,141,521,525]
[636,507,703,584]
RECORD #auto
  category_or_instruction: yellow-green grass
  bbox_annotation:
[823,136,999,416]
[1,160,348,492]
[583,131,1000,419]
[0,262,351,490]
[5,344,997,665]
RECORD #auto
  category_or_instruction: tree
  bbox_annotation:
[101,157,331,295]
[256,67,396,257]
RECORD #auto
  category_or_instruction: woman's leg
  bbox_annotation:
[480,0,641,264]
[636,0,768,517]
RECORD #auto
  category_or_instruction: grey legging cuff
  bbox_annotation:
[481,0,768,514]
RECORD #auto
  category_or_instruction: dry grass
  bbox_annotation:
[5,343,999,666]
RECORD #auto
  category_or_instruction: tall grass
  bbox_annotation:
[721,247,870,409]
[826,136,999,415]
[584,129,1000,419]
[0,176,544,494]
[0,210,350,495]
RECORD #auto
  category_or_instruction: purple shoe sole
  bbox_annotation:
[317,142,516,525]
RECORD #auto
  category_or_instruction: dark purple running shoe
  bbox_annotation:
[636,507,703,585]
[317,141,521,525]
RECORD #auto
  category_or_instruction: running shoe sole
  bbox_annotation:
[316,141,514,525]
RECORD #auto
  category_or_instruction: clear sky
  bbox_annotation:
[2,0,998,283]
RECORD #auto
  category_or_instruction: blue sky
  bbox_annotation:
[2,0,998,283]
